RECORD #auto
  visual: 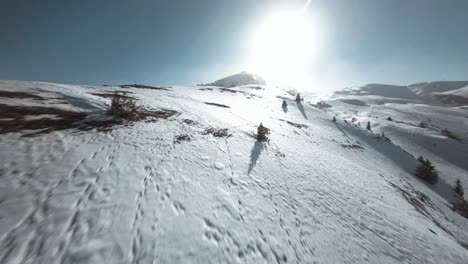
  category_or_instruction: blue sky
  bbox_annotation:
[1,0,467,89]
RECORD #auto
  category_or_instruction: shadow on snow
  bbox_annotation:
[248,142,267,175]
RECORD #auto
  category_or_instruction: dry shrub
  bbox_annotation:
[454,179,464,197]
[418,121,429,128]
[441,128,462,142]
[108,93,140,120]
[256,123,270,142]
[203,128,230,138]
[453,200,468,219]
[174,134,191,144]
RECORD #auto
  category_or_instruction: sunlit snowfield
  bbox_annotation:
[0,77,468,263]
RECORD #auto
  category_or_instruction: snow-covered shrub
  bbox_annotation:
[454,179,464,197]
[415,156,438,184]
[256,123,270,142]
[387,117,393,121]
[108,93,140,119]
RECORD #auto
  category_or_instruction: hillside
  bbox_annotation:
[0,80,467,263]
[408,81,468,106]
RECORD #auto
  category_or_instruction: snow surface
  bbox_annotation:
[0,80,468,263]
[209,71,266,87]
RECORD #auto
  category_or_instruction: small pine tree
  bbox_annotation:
[454,179,464,197]
[366,121,371,131]
[295,93,302,102]
[415,156,439,184]
[257,123,270,142]
[332,116,337,122]
[282,100,288,108]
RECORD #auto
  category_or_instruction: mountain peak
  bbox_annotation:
[209,71,266,87]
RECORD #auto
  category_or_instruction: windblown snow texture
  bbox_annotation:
[0,80,467,263]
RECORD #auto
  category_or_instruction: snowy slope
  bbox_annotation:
[409,81,468,96]
[209,71,266,87]
[1,80,468,263]
[408,81,468,106]
[439,85,468,97]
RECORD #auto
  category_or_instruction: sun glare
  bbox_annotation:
[247,9,322,87]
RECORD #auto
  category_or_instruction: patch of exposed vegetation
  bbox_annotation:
[0,92,179,136]
[390,182,433,217]
[91,92,133,99]
[278,119,308,128]
[387,178,468,251]
[107,93,178,122]
[219,88,237,93]
[453,200,468,219]
[341,144,364,150]
[203,128,230,138]
[418,121,429,128]
[107,94,141,120]
[441,128,463,142]
[0,104,87,136]
[183,119,196,125]
[198,87,214,91]
[0,91,44,100]
[454,179,464,197]
[118,84,171,91]
[174,134,191,144]
[376,132,391,143]
[204,102,230,108]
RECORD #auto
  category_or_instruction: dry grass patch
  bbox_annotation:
[205,102,230,108]
[0,91,44,100]
[203,128,230,138]
[118,84,171,91]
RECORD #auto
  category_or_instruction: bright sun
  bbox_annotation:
[247,9,322,86]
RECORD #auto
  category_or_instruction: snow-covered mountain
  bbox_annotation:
[0,79,467,263]
[408,81,468,106]
[208,71,266,87]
